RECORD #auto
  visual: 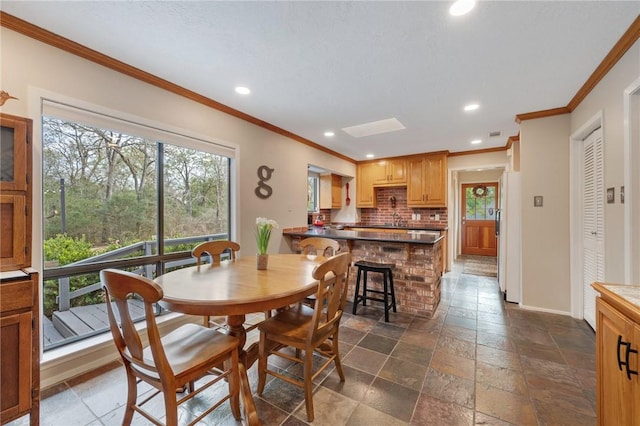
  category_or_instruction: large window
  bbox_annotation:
[41,107,231,350]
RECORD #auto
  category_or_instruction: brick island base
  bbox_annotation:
[345,239,442,318]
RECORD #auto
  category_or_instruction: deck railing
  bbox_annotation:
[52,234,228,312]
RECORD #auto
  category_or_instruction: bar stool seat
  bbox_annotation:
[352,260,397,322]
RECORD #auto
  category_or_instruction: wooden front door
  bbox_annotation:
[461,183,498,256]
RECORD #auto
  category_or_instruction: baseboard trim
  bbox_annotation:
[517,303,573,317]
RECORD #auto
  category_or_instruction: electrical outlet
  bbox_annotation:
[412,213,416,220]
[416,214,421,220]
[435,214,440,221]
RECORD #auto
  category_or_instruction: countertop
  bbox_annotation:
[592,282,640,323]
[338,224,448,232]
[283,228,444,245]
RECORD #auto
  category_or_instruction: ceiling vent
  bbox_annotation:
[342,118,405,138]
[489,130,502,138]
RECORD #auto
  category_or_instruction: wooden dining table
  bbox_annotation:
[154,253,326,426]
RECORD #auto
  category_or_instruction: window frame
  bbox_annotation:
[35,94,238,350]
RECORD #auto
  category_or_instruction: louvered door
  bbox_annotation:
[583,128,605,330]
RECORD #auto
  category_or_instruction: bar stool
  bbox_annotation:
[352,260,397,322]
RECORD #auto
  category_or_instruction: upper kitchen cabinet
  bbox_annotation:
[0,114,29,193]
[372,158,407,186]
[407,153,448,207]
[356,163,377,208]
[319,174,342,209]
[0,114,32,271]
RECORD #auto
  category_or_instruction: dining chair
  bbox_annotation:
[192,240,240,268]
[256,252,352,422]
[101,269,241,426]
[299,237,341,257]
[191,240,241,328]
[299,237,341,308]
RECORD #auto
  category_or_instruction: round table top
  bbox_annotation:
[154,253,325,316]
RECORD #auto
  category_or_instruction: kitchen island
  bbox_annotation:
[283,227,443,317]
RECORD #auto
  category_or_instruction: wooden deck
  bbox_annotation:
[43,300,145,348]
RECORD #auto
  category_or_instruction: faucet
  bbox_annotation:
[392,211,402,227]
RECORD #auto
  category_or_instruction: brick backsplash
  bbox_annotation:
[359,187,448,228]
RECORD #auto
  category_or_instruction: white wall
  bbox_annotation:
[0,28,357,262]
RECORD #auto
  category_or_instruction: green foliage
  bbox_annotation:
[44,234,93,265]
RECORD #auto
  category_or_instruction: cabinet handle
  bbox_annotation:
[617,335,639,380]
[625,342,638,380]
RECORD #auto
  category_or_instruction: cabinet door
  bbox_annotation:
[386,159,407,185]
[372,159,406,186]
[0,194,27,270]
[0,311,33,421]
[407,157,425,206]
[357,163,377,208]
[596,298,636,425]
[370,161,390,186]
[0,115,29,192]
[331,174,342,209]
[424,154,447,206]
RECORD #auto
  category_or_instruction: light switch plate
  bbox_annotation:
[534,196,543,207]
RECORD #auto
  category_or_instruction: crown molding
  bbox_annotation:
[0,11,356,164]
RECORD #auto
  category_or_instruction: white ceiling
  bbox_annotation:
[3,1,639,161]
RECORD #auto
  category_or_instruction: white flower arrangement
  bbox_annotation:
[255,217,279,255]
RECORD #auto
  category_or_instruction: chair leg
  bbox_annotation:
[164,382,179,426]
[389,271,397,312]
[257,332,268,395]
[352,267,362,315]
[304,349,315,422]
[228,353,241,420]
[332,332,345,381]
[123,366,137,425]
[362,271,368,306]
[383,272,389,322]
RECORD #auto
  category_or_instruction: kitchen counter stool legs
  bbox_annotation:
[352,260,396,322]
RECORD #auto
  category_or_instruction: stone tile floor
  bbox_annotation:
[9,258,596,425]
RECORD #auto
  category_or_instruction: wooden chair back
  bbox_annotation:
[101,269,171,378]
[101,268,241,425]
[192,240,240,268]
[299,237,341,257]
[308,252,352,344]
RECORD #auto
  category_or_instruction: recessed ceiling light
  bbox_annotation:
[235,86,251,95]
[324,131,335,137]
[471,139,482,145]
[464,103,479,111]
[450,0,476,16]
[366,154,375,159]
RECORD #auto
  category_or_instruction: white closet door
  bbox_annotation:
[582,128,604,330]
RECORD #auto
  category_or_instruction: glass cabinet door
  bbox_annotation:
[0,115,28,192]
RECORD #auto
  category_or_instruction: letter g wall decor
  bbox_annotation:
[255,165,274,199]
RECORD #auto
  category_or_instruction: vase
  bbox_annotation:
[257,254,269,270]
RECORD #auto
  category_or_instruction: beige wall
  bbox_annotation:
[571,38,640,283]
[0,28,357,261]
[520,114,571,312]
[519,38,640,314]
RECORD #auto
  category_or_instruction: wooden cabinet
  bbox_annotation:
[0,114,32,271]
[407,153,447,207]
[356,163,378,208]
[1,270,39,425]
[0,113,39,426]
[371,158,407,186]
[0,114,29,193]
[593,284,640,426]
[320,174,342,209]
